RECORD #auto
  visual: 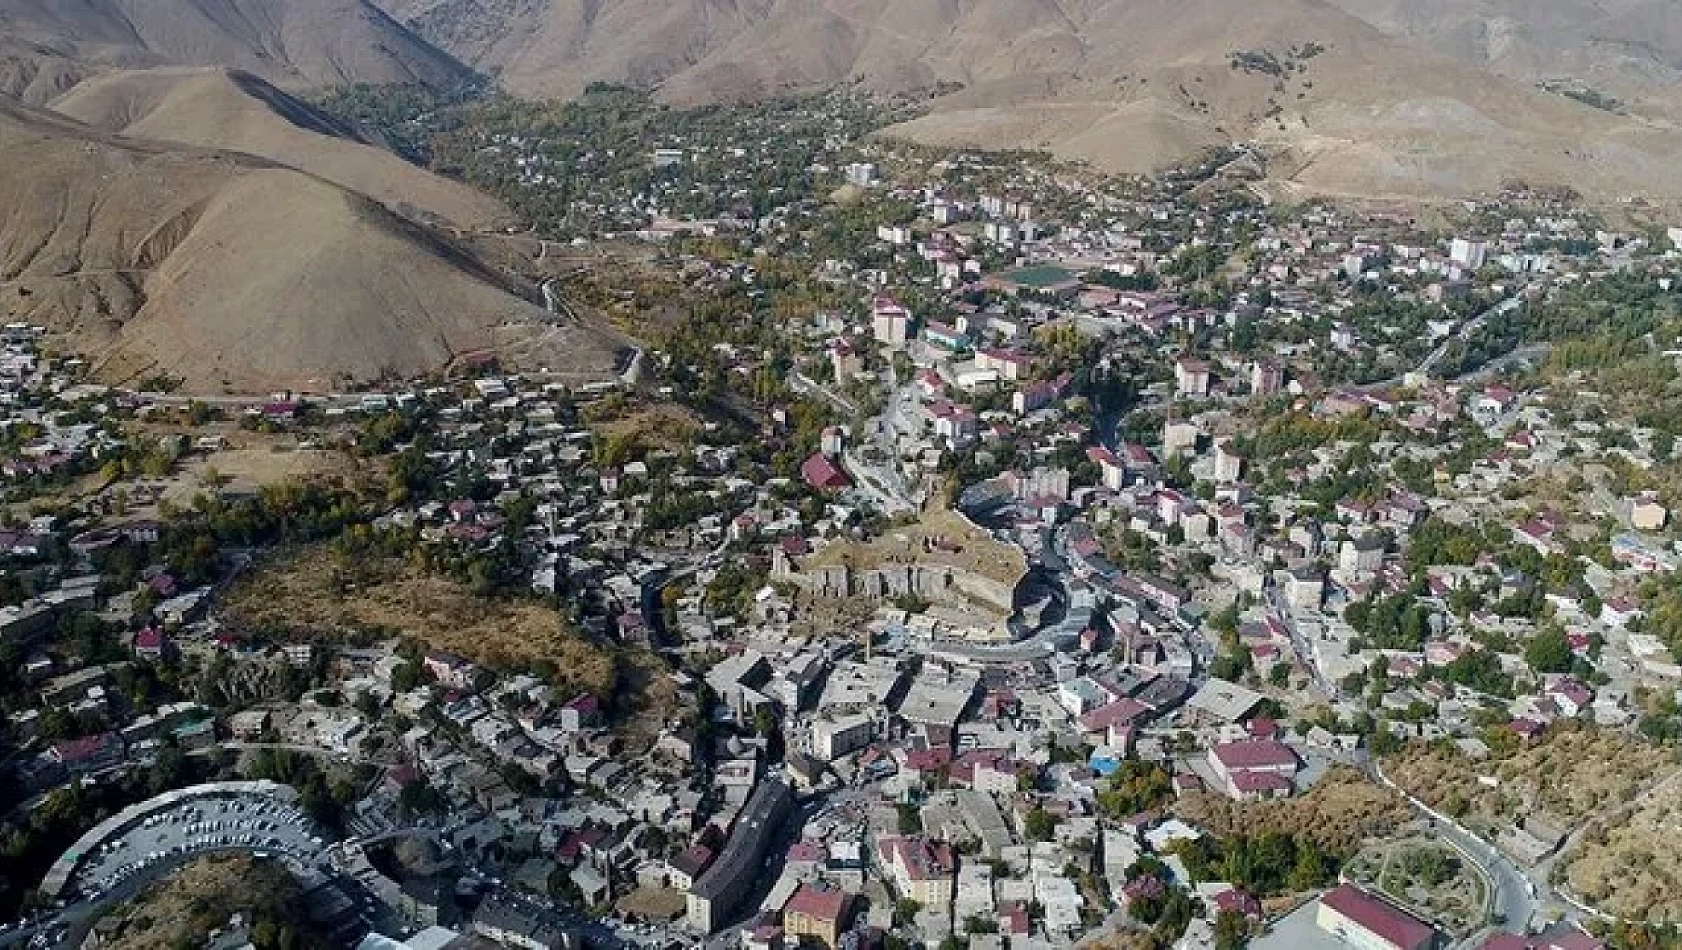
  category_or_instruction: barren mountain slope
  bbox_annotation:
[0,0,473,95]
[1325,0,1682,121]
[377,0,550,76]
[0,36,94,102]
[49,67,512,229]
[0,98,615,391]
[875,0,1682,200]
[375,0,1682,200]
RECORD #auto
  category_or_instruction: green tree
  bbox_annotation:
[1024,807,1060,843]
[893,898,922,926]
[1214,908,1251,950]
[1525,625,1573,674]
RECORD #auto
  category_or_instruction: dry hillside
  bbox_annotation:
[220,549,624,698]
[48,66,512,230]
[0,0,471,100]
[0,36,91,102]
[1325,0,1682,122]
[1382,726,1673,831]
[1175,765,1413,857]
[1563,772,1682,923]
[375,0,1682,202]
[0,97,618,391]
[93,852,329,950]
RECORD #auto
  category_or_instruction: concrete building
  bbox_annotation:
[1317,884,1437,950]
[687,779,795,933]
[782,882,853,948]
[1449,238,1489,271]
[811,714,875,761]
[1284,566,1325,610]
[472,895,576,950]
[1338,535,1387,576]
[1163,421,1201,457]
[878,836,957,909]
[1175,358,1212,397]
[1629,493,1669,531]
[872,297,911,347]
[1250,360,1284,397]
[1213,441,1244,484]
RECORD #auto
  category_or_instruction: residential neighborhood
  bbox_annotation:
[2,94,1682,950]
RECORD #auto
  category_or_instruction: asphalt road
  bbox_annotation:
[1277,593,1539,936]
[1368,758,1537,936]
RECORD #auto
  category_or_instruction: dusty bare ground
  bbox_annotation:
[1562,770,1682,922]
[222,549,622,700]
[589,404,703,454]
[183,442,367,499]
[614,885,687,921]
[93,852,325,950]
[0,95,618,394]
[1174,765,1413,857]
[1382,726,1671,832]
[805,506,1027,587]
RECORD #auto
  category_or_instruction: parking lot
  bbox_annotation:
[65,792,326,902]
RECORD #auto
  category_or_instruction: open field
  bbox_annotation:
[1561,769,1682,923]
[1382,726,1672,833]
[89,426,370,516]
[805,506,1027,588]
[91,852,325,950]
[589,404,703,457]
[221,549,622,700]
[1174,765,1413,857]
[187,446,363,495]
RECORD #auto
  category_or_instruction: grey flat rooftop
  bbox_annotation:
[1250,898,1351,950]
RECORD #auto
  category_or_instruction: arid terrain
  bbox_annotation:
[1325,0,1682,123]
[1562,771,1682,923]
[90,852,330,950]
[223,550,623,698]
[377,0,1682,203]
[1,0,1680,393]
[0,93,620,392]
[1382,726,1675,832]
[1175,765,1414,858]
[49,66,513,231]
[0,0,470,101]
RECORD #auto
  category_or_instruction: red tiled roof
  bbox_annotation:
[670,844,714,878]
[883,837,955,881]
[54,732,119,763]
[1230,770,1293,793]
[1321,884,1435,950]
[801,453,851,490]
[785,840,826,864]
[950,749,1012,784]
[784,882,850,923]
[1212,887,1261,917]
[1211,740,1298,771]
[1479,932,1604,950]
[998,901,1031,935]
[902,747,953,773]
[1079,697,1152,733]
[1551,931,1608,950]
